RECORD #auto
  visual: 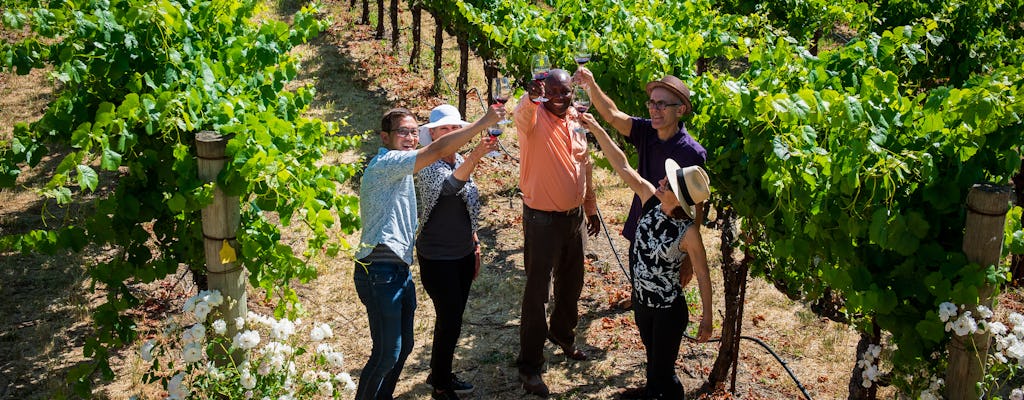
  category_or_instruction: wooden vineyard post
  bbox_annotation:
[389,0,399,52]
[946,184,1014,399]
[410,1,421,70]
[457,35,469,118]
[196,130,247,362]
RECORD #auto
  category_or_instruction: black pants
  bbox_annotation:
[634,298,688,400]
[418,252,476,390]
[517,204,586,375]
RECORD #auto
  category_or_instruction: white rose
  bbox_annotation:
[240,370,257,390]
[335,372,356,390]
[205,290,224,307]
[233,330,261,350]
[212,319,227,335]
[938,302,958,322]
[182,342,204,364]
[193,301,212,321]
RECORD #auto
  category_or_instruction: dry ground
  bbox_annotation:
[6,1,1011,399]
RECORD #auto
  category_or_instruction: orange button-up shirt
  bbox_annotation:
[514,94,597,215]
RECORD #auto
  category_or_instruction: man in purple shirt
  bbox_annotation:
[574,68,707,286]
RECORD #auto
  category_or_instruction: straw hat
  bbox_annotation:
[418,104,469,145]
[665,159,710,219]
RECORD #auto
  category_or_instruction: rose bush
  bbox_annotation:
[137,290,355,399]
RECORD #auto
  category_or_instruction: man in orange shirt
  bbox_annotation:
[513,68,600,397]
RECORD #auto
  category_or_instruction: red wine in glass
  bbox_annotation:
[486,126,503,157]
[574,55,590,66]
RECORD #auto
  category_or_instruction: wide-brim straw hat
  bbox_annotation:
[418,104,469,145]
[665,159,710,219]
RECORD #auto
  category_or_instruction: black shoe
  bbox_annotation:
[431,389,461,400]
[426,373,475,395]
[450,374,474,394]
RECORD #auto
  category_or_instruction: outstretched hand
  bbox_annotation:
[485,103,508,125]
[573,66,595,88]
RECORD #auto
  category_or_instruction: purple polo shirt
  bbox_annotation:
[622,117,706,242]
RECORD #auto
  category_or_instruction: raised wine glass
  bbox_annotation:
[574,33,591,67]
[573,86,591,134]
[531,53,551,102]
[486,124,503,158]
[491,76,513,125]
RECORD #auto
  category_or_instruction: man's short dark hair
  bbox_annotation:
[381,108,414,133]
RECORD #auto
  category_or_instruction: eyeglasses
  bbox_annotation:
[645,100,682,110]
[391,127,419,137]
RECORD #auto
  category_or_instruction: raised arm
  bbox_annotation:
[579,112,653,202]
[451,136,498,181]
[574,67,634,136]
[415,105,504,173]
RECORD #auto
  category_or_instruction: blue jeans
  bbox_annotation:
[353,262,417,400]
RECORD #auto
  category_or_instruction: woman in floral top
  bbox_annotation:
[579,112,713,400]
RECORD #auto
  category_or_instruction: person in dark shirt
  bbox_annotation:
[574,68,706,287]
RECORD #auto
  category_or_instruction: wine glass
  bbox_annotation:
[530,53,551,102]
[572,86,591,134]
[574,33,591,66]
[486,124,503,158]
[491,76,513,125]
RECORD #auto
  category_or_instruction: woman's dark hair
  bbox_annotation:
[381,108,414,132]
[667,205,688,220]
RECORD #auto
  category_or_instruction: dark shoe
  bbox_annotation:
[426,373,474,395]
[546,333,589,360]
[431,388,461,400]
[518,372,550,397]
[449,374,474,394]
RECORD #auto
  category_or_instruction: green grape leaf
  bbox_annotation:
[76,165,98,191]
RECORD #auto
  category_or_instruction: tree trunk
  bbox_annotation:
[810,28,823,56]
[457,35,469,117]
[410,3,421,71]
[847,323,880,400]
[360,0,369,25]
[389,0,399,52]
[702,206,746,393]
[483,59,498,104]
[946,184,1014,398]
[375,0,384,39]
[350,0,356,10]
[432,17,444,95]
[696,57,709,76]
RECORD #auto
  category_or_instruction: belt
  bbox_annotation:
[524,204,583,217]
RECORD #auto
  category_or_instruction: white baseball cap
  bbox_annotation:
[418,104,469,145]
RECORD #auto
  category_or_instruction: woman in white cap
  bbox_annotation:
[415,104,497,400]
[579,112,713,400]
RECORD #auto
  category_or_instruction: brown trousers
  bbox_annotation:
[517,204,586,375]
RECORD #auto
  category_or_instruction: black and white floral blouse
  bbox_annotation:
[631,196,692,308]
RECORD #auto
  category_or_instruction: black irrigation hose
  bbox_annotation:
[594,203,632,285]
[681,332,813,400]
